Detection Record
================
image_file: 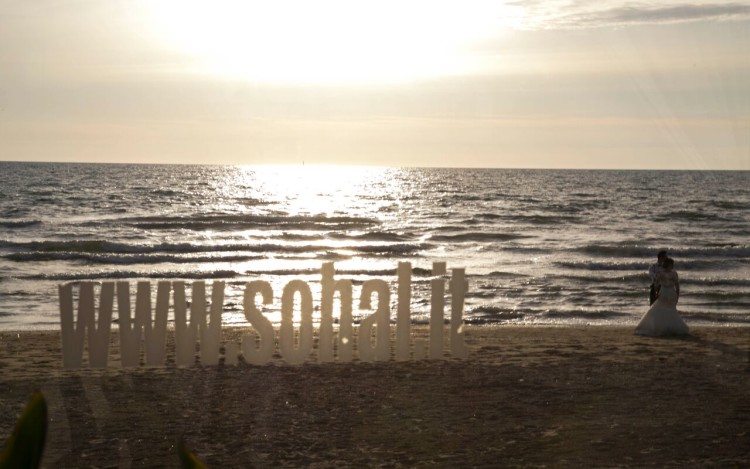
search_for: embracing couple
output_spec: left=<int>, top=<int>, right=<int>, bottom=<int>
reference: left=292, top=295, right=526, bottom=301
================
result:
left=635, top=250, right=689, bottom=337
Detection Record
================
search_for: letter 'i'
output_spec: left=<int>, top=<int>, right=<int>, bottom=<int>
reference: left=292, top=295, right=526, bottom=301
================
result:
left=430, top=262, right=446, bottom=359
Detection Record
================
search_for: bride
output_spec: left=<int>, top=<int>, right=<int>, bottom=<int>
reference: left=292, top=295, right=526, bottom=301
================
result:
left=635, top=258, right=689, bottom=337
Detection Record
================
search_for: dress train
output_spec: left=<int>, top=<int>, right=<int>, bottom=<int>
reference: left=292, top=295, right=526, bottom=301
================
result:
left=635, top=286, right=689, bottom=337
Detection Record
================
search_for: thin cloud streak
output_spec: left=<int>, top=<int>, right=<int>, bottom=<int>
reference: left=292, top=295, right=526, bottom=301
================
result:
left=509, top=1, right=750, bottom=30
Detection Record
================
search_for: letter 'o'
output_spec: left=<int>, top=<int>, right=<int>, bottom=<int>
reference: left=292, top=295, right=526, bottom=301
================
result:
left=279, top=280, right=314, bottom=365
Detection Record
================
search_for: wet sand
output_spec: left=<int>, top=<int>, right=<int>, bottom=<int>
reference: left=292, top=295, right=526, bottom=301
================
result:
left=1, top=326, right=748, bottom=467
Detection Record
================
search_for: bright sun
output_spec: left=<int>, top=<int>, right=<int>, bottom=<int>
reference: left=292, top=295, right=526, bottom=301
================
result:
left=142, top=0, right=512, bottom=84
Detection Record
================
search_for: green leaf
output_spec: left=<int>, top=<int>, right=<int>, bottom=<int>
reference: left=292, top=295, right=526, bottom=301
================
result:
left=177, top=437, right=208, bottom=469
left=0, top=392, right=48, bottom=469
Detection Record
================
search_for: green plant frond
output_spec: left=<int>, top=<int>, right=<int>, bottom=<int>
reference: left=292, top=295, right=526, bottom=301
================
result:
left=177, top=437, right=208, bottom=469
left=0, top=391, right=48, bottom=469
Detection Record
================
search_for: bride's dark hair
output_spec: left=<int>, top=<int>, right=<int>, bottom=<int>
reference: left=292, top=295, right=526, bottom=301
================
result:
left=664, top=258, right=674, bottom=269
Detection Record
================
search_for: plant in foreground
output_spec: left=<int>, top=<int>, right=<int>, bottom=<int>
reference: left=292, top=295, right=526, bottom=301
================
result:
left=1, top=392, right=208, bottom=468
left=0, top=391, right=47, bottom=469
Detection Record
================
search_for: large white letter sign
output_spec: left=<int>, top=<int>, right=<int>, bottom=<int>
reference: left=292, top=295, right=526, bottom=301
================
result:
left=173, top=281, right=196, bottom=367
left=174, top=281, right=224, bottom=366
left=117, top=281, right=170, bottom=367
left=319, top=262, right=336, bottom=363
left=358, top=279, right=391, bottom=362
left=242, top=280, right=275, bottom=365
left=191, top=281, right=225, bottom=366
left=280, top=280, right=314, bottom=365
left=115, top=281, right=138, bottom=367
left=430, top=262, right=446, bottom=359
left=59, top=262, right=471, bottom=368
left=321, top=262, right=355, bottom=363
left=395, top=262, right=412, bottom=361
left=449, top=268, right=469, bottom=359
left=59, top=282, right=114, bottom=368
left=144, top=281, right=170, bottom=366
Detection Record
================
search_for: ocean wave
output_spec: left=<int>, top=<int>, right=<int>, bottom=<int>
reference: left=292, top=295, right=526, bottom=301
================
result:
left=2, top=290, right=36, bottom=297
left=2, top=240, right=122, bottom=253
left=28, top=269, right=241, bottom=281
left=353, top=243, right=426, bottom=255
left=555, top=259, right=729, bottom=271
left=575, top=244, right=750, bottom=258
left=276, top=232, right=325, bottom=241
left=680, top=312, right=750, bottom=323
left=687, top=290, right=750, bottom=301
left=0, top=207, right=30, bottom=218
left=121, top=214, right=380, bottom=231
left=1, top=239, right=427, bottom=256
left=469, top=305, right=526, bottom=320
left=150, top=188, right=185, bottom=197
left=685, top=300, right=750, bottom=309
left=239, top=267, right=435, bottom=277
left=465, top=305, right=632, bottom=322
left=654, top=210, right=733, bottom=222
left=540, top=309, right=630, bottom=319
left=552, top=273, right=647, bottom=284
left=473, top=213, right=503, bottom=220
left=429, top=232, right=531, bottom=242
left=233, top=197, right=268, bottom=206
left=486, top=271, right=532, bottom=278
left=502, top=214, right=580, bottom=225
left=680, top=277, right=750, bottom=288
left=0, top=220, right=42, bottom=229
left=5, top=252, right=264, bottom=264
left=329, top=231, right=413, bottom=242
left=710, top=200, right=750, bottom=210
left=36, top=267, right=408, bottom=284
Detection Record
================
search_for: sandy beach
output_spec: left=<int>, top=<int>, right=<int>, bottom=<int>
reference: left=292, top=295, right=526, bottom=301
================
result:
left=1, top=326, right=748, bottom=468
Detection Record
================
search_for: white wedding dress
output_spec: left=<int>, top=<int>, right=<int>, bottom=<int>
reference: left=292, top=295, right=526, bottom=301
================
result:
left=635, top=272, right=689, bottom=337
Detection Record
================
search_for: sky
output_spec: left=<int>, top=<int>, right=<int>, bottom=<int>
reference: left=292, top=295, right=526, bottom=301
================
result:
left=0, top=0, right=748, bottom=169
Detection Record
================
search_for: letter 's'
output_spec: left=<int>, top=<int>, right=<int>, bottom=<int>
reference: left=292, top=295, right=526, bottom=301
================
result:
left=242, top=280, right=275, bottom=365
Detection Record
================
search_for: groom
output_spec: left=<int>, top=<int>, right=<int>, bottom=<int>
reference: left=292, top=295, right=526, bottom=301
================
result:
left=648, top=250, right=668, bottom=305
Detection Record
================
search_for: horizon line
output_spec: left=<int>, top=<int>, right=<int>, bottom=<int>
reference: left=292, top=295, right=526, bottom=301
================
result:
left=1, top=159, right=748, bottom=172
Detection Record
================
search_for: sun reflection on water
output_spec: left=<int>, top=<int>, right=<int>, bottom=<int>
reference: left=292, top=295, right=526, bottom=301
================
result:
left=235, top=165, right=397, bottom=217
left=204, top=165, right=415, bottom=327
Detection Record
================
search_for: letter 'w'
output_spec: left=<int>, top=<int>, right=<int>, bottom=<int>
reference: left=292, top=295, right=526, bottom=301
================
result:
left=117, top=281, right=170, bottom=367
left=59, top=282, right=114, bottom=368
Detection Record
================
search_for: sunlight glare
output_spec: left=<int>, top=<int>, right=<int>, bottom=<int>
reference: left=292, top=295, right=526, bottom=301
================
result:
left=243, top=165, right=388, bottom=216
left=142, top=0, right=511, bottom=84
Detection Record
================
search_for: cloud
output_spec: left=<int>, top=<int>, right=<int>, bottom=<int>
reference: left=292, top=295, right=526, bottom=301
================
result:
left=509, top=1, right=750, bottom=30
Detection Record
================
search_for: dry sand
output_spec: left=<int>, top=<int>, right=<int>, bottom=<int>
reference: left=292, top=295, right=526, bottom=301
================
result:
left=1, top=326, right=748, bottom=468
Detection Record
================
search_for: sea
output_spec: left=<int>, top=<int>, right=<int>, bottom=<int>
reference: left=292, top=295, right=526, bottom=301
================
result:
left=1, top=162, right=749, bottom=330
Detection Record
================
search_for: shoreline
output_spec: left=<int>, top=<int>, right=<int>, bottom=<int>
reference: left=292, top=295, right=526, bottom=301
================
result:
left=1, top=326, right=748, bottom=467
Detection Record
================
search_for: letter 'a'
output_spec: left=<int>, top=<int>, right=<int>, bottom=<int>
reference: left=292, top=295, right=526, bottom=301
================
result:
left=358, top=279, right=390, bottom=362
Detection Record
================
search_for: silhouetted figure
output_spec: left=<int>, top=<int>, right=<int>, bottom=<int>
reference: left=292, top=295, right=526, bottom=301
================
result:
left=648, top=250, right=667, bottom=305
left=636, top=258, right=688, bottom=336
